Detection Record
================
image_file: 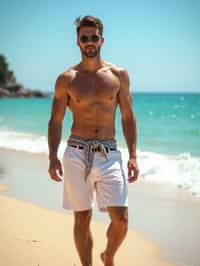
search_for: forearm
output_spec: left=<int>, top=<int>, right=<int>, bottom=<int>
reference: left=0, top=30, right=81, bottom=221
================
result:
left=122, top=113, right=137, bottom=159
left=48, top=119, right=62, bottom=160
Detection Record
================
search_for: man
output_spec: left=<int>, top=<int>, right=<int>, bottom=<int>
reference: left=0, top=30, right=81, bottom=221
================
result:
left=48, top=15, right=139, bottom=266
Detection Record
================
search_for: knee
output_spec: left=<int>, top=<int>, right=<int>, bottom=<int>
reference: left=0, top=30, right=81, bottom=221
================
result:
left=113, top=213, right=128, bottom=233
left=74, top=210, right=92, bottom=231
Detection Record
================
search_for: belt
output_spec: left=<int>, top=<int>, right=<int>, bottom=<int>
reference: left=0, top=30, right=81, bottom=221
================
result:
left=69, top=144, right=116, bottom=153
left=67, top=135, right=117, bottom=181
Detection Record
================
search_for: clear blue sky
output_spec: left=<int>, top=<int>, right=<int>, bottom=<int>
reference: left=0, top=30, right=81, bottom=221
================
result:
left=1, top=0, right=200, bottom=92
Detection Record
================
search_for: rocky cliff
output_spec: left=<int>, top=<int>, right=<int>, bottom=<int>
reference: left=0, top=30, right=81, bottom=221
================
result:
left=0, top=54, right=51, bottom=98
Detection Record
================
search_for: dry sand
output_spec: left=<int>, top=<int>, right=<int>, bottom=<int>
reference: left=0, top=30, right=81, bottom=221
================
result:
left=0, top=183, right=175, bottom=266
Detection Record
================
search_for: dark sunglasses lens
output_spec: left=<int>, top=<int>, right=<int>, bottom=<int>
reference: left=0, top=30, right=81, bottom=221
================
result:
left=91, top=35, right=100, bottom=42
left=80, top=35, right=88, bottom=43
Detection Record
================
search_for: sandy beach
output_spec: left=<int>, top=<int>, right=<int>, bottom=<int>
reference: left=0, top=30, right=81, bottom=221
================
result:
left=0, top=148, right=200, bottom=266
left=0, top=182, right=176, bottom=266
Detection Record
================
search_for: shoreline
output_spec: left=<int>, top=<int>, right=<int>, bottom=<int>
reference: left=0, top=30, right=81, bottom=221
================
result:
left=1, top=147, right=200, bottom=265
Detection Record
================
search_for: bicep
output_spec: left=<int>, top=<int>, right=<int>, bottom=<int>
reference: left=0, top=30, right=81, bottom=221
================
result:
left=50, top=75, right=70, bottom=124
left=117, top=70, right=133, bottom=120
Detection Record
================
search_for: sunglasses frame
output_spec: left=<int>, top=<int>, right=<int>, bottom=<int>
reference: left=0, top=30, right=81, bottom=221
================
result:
left=79, top=34, right=101, bottom=43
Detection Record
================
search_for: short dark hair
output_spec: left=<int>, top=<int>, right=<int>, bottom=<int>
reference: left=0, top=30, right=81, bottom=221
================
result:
left=74, top=15, right=104, bottom=36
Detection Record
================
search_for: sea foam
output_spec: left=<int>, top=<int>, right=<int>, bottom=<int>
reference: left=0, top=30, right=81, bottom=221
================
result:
left=0, top=130, right=200, bottom=197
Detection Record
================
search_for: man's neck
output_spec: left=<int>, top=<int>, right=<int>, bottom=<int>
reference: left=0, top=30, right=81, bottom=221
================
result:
left=80, top=55, right=104, bottom=72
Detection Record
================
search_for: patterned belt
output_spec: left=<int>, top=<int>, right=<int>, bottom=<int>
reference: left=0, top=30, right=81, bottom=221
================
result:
left=67, top=134, right=117, bottom=181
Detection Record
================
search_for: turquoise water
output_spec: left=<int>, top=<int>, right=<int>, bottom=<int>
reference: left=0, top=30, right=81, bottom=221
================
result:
left=0, top=92, right=200, bottom=156
left=1, top=93, right=200, bottom=196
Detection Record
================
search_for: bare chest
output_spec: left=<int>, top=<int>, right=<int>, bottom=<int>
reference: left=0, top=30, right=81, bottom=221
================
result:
left=68, top=70, right=120, bottom=104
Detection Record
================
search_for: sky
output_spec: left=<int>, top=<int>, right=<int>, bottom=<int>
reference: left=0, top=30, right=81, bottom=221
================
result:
left=1, top=0, right=200, bottom=92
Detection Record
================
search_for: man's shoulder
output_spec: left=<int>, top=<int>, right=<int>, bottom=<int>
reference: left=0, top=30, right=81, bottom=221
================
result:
left=104, top=61, right=128, bottom=78
left=55, top=65, right=78, bottom=89
left=60, top=66, right=77, bottom=80
left=103, top=61, right=129, bottom=85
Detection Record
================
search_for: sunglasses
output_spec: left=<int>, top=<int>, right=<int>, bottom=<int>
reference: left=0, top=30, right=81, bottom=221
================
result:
left=79, top=34, right=100, bottom=43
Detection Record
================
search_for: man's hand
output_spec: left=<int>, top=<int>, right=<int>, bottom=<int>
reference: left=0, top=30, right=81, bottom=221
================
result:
left=127, top=158, right=139, bottom=183
left=48, top=158, right=63, bottom=182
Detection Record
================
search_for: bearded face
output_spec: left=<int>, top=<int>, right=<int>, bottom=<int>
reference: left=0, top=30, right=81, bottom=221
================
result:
left=80, top=44, right=101, bottom=58
left=77, top=26, right=104, bottom=58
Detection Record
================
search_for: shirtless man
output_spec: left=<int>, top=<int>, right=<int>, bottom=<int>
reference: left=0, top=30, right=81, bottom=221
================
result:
left=48, top=16, right=139, bottom=266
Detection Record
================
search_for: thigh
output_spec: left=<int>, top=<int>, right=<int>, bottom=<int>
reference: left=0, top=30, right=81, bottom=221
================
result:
left=62, top=146, right=94, bottom=211
left=95, top=150, right=128, bottom=211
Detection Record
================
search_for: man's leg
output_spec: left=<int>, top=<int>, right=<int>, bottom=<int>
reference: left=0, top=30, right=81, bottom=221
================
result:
left=74, top=209, right=93, bottom=266
left=101, top=207, right=128, bottom=266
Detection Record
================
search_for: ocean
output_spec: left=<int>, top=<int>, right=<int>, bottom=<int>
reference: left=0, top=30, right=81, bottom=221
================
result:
left=0, top=92, right=200, bottom=197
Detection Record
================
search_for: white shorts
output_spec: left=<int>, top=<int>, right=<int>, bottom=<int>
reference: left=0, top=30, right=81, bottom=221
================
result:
left=62, top=146, right=128, bottom=212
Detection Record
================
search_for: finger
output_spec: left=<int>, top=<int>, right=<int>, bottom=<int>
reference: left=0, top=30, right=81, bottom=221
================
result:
left=52, top=173, right=62, bottom=182
left=128, top=176, right=137, bottom=183
left=58, top=164, right=63, bottom=176
left=55, top=176, right=62, bottom=182
left=128, top=166, right=132, bottom=177
left=128, top=170, right=138, bottom=183
left=128, top=177, right=134, bottom=183
left=128, top=172, right=134, bottom=181
left=128, top=170, right=132, bottom=178
left=131, top=165, right=139, bottom=175
left=48, top=168, right=55, bottom=177
left=49, top=169, right=62, bottom=182
left=134, top=168, right=139, bottom=179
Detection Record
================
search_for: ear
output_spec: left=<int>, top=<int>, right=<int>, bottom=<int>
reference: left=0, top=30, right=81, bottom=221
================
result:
left=77, top=37, right=80, bottom=47
left=101, top=37, right=104, bottom=45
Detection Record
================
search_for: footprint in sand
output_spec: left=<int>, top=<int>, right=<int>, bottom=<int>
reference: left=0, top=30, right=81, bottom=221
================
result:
left=15, top=237, right=40, bottom=243
left=15, top=238, right=40, bottom=244
left=25, top=239, right=40, bottom=244
left=31, top=239, right=40, bottom=243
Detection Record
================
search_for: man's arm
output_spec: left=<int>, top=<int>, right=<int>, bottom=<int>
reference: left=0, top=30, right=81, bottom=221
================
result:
left=48, top=73, right=70, bottom=181
left=117, top=69, right=139, bottom=182
left=118, top=69, right=137, bottom=159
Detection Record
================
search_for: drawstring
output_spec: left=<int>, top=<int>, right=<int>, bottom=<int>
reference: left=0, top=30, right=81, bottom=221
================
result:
left=67, top=135, right=117, bottom=181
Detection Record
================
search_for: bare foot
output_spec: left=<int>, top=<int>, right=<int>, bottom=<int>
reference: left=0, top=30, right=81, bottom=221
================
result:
left=100, top=252, right=114, bottom=266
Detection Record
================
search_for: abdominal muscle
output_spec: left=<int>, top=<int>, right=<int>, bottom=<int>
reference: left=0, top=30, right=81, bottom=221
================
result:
left=70, top=103, right=117, bottom=140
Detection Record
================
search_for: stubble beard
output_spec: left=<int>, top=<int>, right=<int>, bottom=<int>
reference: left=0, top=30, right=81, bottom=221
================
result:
left=81, top=46, right=101, bottom=58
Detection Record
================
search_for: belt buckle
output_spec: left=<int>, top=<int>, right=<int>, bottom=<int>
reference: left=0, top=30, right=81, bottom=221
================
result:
left=93, top=143, right=99, bottom=149
left=92, top=144, right=98, bottom=152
